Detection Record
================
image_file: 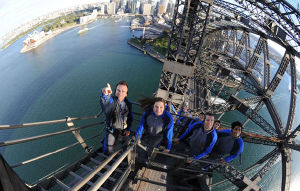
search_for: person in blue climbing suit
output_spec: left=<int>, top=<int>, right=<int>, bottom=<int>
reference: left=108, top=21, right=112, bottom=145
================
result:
left=176, top=103, right=192, bottom=126
left=100, top=81, right=133, bottom=154
left=174, top=103, right=192, bottom=138
left=187, top=112, right=205, bottom=128
left=173, top=113, right=217, bottom=162
left=213, top=120, right=221, bottom=130
left=165, top=101, right=177, bottom=115
left=208, top=121, right=244, bottom=163
left=135, top=97, right=174, bottom=154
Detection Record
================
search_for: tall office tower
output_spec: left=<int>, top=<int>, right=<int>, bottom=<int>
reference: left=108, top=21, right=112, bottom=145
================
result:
left=100, top=4, right=105, bottom=14
left=168, top=1, right=175, bottom=17
left=136, top=0, right=141, bottom=14
left=108, top=2, right=116, bottom=15
left=111, top=0, right=120, bottom=9
left=160, top=0, right=168, bottom=13
left=131, top=0, right=137, bottom=14
left=120, top=0, right=127, bottom=8
left=142, top=3, right=152, bottom=15
left=157, top=5, right=165, bottom=16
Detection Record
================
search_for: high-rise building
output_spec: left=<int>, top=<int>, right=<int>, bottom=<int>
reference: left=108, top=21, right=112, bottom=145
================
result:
left=131, top=0, right=137, bottom=14
left=108, top=2, right=116, bottom=15
left=136, top=0, right=141, bottom=14
left=158, top=5, right=165, bottom=16
left=142, top=3, right=152, bottom=16
left=100, top=4, right=105, bottom=14
left=160, top=0, right=169, bottom=13
left=120, top=0, right=127, bottom=9
left=168, top=2, right=175, bottom=17
left=111, top=0, right=120, bottom=10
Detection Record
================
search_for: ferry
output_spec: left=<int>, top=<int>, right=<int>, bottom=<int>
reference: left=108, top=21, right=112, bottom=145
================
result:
left=78, top=28, right=88, bottom=34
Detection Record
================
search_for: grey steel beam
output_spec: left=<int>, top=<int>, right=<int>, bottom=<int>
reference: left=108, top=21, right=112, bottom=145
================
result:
left=167, top=0, right=189, bottom=62
left=235, top=0, right=300, bottom=49
left=216, top=164, right=260, bottom=190
left=244, top=96, right=263, bottom=105
left=246, top=37, right=265, bottom=72
left=263, top=39, right=271, bottom=89
left=265, top=52, right=291, bottom=96
left=250, top=149, right=281, bottom=182
left=284, top=53, right=297, bottom=136
left=286, top=124, right=300, bottom=140
left=286, top=143, right=300, bottom=152
left=242, top=136, right=278, bottom=146
left=264, top=98, right=284, bottom=136
left=280, top=148, right=292, bottom=191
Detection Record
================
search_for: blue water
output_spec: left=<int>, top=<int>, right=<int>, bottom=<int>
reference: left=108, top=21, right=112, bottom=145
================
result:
left=0, top=18, right=162, bottom=183
left=0, top=17, right=299, bottom=190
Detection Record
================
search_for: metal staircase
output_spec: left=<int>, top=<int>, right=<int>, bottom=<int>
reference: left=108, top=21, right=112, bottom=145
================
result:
left=32, top=145, right=135, bottom=191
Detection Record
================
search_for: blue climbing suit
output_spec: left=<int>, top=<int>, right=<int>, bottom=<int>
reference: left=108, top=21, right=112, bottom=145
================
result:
left=100, top=93, right=133, bottom=153
left=211, top=129, right=244, bottom=162
left=178, top=122, right=217, bottom=160
left=135, top=109, right=174, bottom=150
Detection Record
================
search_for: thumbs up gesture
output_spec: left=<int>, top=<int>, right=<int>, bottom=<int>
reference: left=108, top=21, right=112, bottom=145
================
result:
left=102, top=83, right=112, bottom=95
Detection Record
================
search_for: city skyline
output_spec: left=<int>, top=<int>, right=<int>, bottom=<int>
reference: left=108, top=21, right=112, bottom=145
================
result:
left=0, top=0, right=109, bottom=39
left=0, top=0, right=299, bottom=70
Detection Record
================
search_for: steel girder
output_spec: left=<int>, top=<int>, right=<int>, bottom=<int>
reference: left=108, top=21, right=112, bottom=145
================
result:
left=287, top=124, right=300, bottom=140
left=235, top=0, right=300, bottom=50
left=215, top=164, right=261, bottom=190
left=250, top=149, right=281, bottom=182
left=167, top=0, right=212, bottom=65
left=281, top=148, right=292, bottom=191
left=284, top=53, right=297, bottom=136
left=286, top=143, right=300, bottom=152
left=197, top=19, right=298, bottom=191
left=163, top=0, right=300, bottom=190
left=202, top=26, right=299, bottom=137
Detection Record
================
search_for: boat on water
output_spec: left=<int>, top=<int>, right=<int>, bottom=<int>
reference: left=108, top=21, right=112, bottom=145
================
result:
left=78, top=27, right=88, bottom=34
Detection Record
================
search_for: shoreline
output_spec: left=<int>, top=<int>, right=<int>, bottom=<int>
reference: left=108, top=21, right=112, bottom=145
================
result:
left=127, top=40, right=165, bottom=63
left=20, top=24, right=81, bottom=53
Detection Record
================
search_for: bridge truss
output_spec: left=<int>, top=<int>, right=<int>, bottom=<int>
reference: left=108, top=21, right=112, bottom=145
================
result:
left=158, top=0, right=300, bottom=190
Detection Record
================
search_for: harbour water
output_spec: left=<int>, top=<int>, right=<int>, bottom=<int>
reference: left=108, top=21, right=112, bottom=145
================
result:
left=0, top=18, right=299, bottom=190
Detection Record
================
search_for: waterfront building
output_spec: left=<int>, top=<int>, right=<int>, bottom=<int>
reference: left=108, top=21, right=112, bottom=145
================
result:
left=142, top=3, right=152, bottom=16
left=108, top=2, right=116, bottom=15
left=120, top=0, right=127, bottom=9
left=111, top=0, right=121, bottom=10
left=131, top=0, right=137, bottom=14
left=136, top=0, right=141, bottom=14
left=168, top=2, right=175, bottom=17
left=158, top=5, right=165, bottom=16
left=160, top=0, right=168, bottom=13
left=99, top=4, right=105, bottom=14
left=79, top=9, right=98, bottom=25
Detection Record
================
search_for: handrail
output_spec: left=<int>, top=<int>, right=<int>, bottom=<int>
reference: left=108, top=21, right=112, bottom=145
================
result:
left=71, top=149, right=122, bottom=190
left=11, top=131, right=104, bottom=168
left=0, top=115, right=99, bottom=130
left=89, top=145, right=134, bottom=191
left=0, top=121, right=104, bottom=147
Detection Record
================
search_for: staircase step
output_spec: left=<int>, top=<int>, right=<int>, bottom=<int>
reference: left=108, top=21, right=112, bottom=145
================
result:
left=96, top=172, right=116, bottom=182
left=54, top=177, right=70, bottom=190
left=69, top=171, right=93, bottom=186
left=98, top=187, right=110, bottom=191
left=90, top=157, right=102, bottom=165
left=96, top=152, right=109, bottom=159
left=80, top=164, right=93, bottom=172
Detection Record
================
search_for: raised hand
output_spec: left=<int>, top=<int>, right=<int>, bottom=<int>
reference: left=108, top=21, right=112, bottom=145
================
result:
left=102, top=83, right=112, bottom=95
